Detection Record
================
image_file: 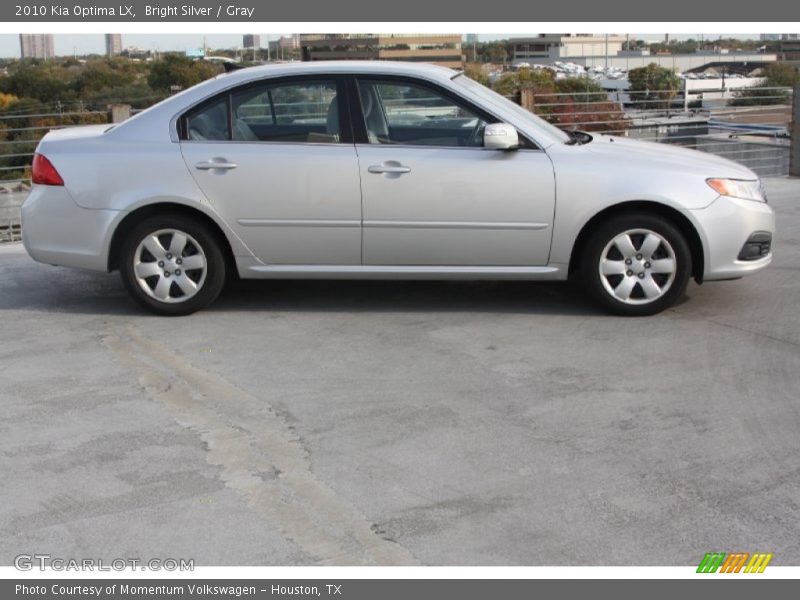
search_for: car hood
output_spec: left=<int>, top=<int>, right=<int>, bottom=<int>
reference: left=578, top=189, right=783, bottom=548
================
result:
left=583, top=134, right=758, bottom=180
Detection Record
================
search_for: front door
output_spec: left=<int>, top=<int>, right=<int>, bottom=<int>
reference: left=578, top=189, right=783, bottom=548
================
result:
left=354, top=77, right=556, bottom=266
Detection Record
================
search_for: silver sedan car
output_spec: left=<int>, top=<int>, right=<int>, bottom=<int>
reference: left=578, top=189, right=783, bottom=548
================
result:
left=22, top=61, right=774, bottom=316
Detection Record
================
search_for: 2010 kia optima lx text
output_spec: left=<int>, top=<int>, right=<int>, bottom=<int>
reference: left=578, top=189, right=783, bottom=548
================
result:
left=22, top=62, right=775, bottom=316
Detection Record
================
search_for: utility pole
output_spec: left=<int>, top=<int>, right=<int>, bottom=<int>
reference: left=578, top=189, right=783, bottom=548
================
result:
left=790, top=85, right=799, bottom=177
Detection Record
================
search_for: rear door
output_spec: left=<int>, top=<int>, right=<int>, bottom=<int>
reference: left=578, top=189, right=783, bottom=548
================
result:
left=179, top=76, right=362, bottom=265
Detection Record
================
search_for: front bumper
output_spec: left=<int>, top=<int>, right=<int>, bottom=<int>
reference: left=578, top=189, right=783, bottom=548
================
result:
left=22, top=185, right=119, bottom=272
left=688, top=195, right=775, bottom=281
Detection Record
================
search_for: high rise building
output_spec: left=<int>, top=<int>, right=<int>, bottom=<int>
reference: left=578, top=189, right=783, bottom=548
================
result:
left=243, top=34, right=261, bottom=49
left=19, top=34, right=55, bottom=59
left=105, top=34, right=122, bottom=56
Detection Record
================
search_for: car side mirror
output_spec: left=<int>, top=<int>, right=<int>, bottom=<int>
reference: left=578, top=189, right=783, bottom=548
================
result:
left=484, top=123, right=520, bottom=151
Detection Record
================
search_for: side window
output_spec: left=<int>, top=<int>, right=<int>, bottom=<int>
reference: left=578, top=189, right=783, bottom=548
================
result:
left=231, top=80, right=341, bottom=143
left=357, top=79, right=489, bottom=147
left=186, top=97, right=230, bottom=141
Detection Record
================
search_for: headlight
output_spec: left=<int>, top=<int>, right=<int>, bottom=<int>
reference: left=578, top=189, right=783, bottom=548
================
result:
left=706, top=178, right=765, bottom=202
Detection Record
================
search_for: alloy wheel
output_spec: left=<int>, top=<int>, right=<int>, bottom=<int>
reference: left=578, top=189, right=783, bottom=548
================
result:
left=133, top=229, right=208, bottom=304
left=598, top=228, right=677, bottom=305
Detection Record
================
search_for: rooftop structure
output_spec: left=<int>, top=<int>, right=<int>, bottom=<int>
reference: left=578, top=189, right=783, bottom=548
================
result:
left=510, top=34, right=628, bottom=61
left=299, top=34, right=463, bottom=68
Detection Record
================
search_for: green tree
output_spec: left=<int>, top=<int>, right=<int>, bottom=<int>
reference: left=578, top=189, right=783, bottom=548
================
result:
left=463, top=63, right=489, bottom=86
left=627, top=63, right=681, bottom=109
left=473, top=41, right=511, bottom=64
left=553, top=77, right=607, bottom=101
left=72, top=58, right=142, bottom=94
left=0, top=60, right=73, bottom=104
left=730, top=62, right=799, bottom=106
left=147, top=54, right=221, bottom=91
left=492, top=67, right=554, bottom=98
left=761, top=62, right=800, bottom=87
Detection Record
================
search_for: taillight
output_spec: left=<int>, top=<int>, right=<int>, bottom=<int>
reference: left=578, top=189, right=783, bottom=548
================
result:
left=32, top=153, right=64, bottom=186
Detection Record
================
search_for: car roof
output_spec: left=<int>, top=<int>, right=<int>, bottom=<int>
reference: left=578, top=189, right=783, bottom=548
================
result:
left=215, top=60, right=459, bottom=85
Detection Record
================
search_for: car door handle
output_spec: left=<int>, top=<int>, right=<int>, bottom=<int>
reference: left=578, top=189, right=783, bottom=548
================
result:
left=368, top=164, right=411, bottom=174
left=195, top=160, right=238, bottom=171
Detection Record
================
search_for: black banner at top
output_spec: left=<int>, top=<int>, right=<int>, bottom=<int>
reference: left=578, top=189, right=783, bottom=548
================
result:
left=2, top=0, right=800, bottom=22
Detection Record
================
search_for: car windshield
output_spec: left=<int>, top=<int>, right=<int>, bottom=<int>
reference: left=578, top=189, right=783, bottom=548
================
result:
left=451, top=73, right=571, bottom=145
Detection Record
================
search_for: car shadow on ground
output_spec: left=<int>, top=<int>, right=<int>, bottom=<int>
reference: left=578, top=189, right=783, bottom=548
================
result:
left=0, top=263, right=610, bottom=317
left=213, top=278, right=601, bottom=317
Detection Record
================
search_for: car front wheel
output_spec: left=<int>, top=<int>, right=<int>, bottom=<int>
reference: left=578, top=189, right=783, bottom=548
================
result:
left=581, top=213, right=692, bottom=316
left=119, top=214, right=226, bottom=315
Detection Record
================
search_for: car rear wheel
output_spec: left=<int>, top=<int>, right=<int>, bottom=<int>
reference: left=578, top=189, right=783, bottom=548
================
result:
left=119, top=215, right=226, bottom=315
left=580, top=213, right=692, bottom=316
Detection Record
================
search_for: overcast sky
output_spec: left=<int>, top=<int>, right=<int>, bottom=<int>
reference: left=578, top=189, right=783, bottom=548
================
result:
left=0, top=33, right=767, bottom=58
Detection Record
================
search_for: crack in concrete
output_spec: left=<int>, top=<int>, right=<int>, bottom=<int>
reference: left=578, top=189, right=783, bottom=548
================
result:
left=102, top=324, right=417, bottom=566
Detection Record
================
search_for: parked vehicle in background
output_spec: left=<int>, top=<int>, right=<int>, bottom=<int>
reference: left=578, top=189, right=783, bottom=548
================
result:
left=22, top=62, right=774, bottom=316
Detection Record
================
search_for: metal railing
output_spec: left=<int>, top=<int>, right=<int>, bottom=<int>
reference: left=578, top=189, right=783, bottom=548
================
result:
left=0, top=86, right=797, bottom=243
left=513, top=85, right=794, bottom=178
left=0, top=101, right=115, bottom=242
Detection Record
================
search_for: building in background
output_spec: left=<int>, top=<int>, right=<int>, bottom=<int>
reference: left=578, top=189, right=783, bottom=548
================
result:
left=19, top=34, right=55, bottom=59
left=761, top=34, right=799, bottom=43
left=778, top=37, right=800, bottom=62
left=105, top=34, right=122, bottom=57
left=243, top=34, right=261, bottom=50
left=465, top=34, right=478, bottom=45
left=299, top=34, right=463, bottom=68
left=507, top=33, right=776, bottom=71
left=511, top=34, right=627, bottom=62
left=268, top=35, right=300, bottom=60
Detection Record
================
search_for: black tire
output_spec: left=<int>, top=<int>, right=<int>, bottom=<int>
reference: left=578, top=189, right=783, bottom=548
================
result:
left=580, top=213, right=692, bottom=316
left=119, top=214, right=226, bottom=316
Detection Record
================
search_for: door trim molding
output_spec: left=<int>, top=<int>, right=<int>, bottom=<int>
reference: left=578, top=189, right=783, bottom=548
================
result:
left=237, top=218, right=361, bottom=228
left=364, top=220, right=549, bottom=230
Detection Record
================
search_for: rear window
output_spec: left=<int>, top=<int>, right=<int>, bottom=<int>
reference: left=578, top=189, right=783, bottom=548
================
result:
left=185, top=97, right=230, bottom=141
left=181, top=79, right=342, bottom=144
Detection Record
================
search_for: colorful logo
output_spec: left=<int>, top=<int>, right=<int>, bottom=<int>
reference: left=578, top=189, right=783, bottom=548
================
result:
left=697, top=552, right=773, bottom=573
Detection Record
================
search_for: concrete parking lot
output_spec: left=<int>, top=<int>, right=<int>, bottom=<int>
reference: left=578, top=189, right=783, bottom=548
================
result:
left=1, top=177, right=798, bottom=566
